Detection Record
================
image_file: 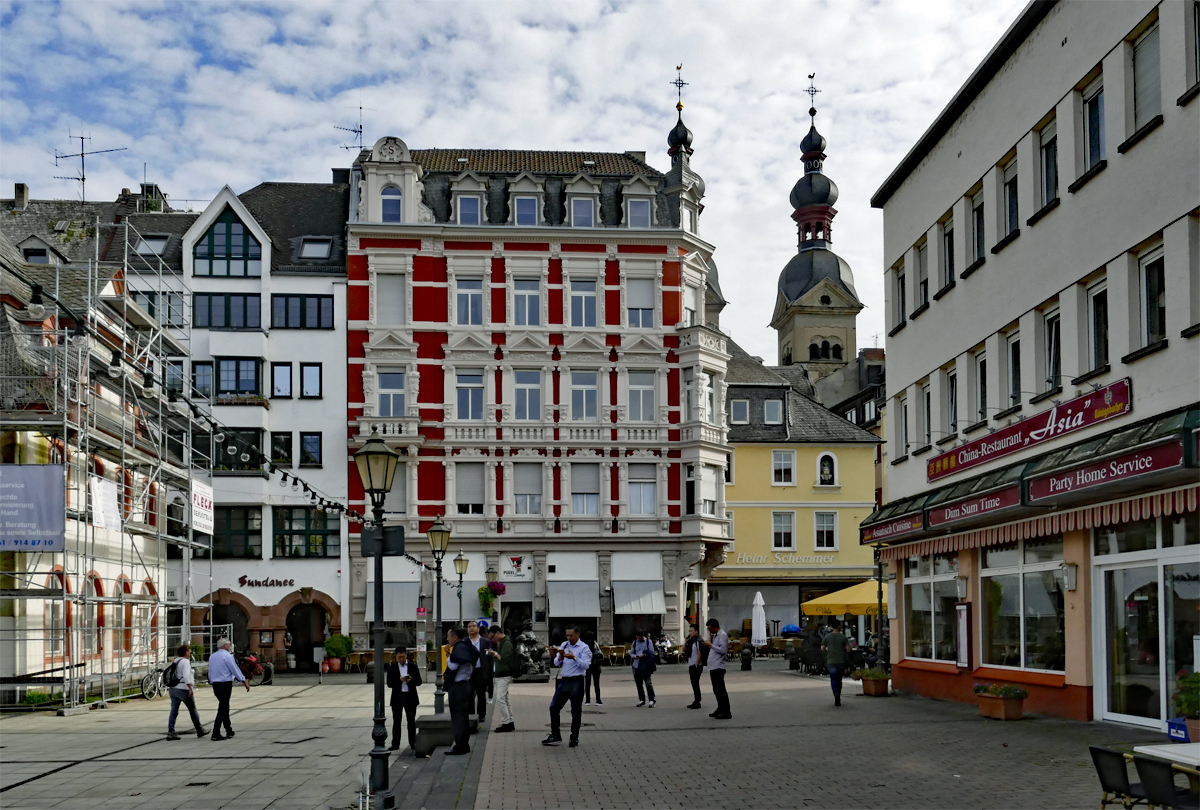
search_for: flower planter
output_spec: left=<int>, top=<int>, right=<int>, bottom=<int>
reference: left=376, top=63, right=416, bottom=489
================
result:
left=978, top=694, right=1024, bottom=720
left=862, top=677, right=890, bottom=697
left=328, top=657, right=342, bottom=673
left=1188, top=717, right=1199, bottom=743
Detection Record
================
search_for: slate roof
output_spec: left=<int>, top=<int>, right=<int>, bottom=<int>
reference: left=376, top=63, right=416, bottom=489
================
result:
left=725, top=338, right=788, bottom=386
left=770, top=364, right=817, bottom=398
left=778, top=247, right=859, bottom=305
left=0, top=198, right=120, bottom=265
left=240, top=182, right=349, bottom=274
left=410, top=149, right=664, bottom=177
left=116, top=212, right=199, bottom=273
left=0, top=231, right=114, bottom=315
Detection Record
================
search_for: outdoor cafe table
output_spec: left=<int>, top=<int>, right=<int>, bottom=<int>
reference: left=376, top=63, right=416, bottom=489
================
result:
left=1133, top=743, right=1200, bottom=791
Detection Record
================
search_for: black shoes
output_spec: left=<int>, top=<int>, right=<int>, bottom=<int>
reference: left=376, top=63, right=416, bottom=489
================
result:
left=388, top=743, right=400, bottom=751
left=444, top=747, right=470, bottom=756
left=708, top=710, right=719, bottom=717
left=713, top=712, right=732, bottom=720
left=834, top=695, right=842, bottom=706
left=493, top=723, right=515, bottom=733
left=196, top=727, right=207, bottom=738
left=541, top=734, right=562, bottom=746
left=211, top=733, right=227, bottom=741
left=166, top=731, right=181, bottom=741
left=568, top=739, right=579, bottom=748
left=595, top=700, right=603, bottom=705
left=687, top=702, right=702, bottom=710
left=225, top=729, right=236, bottom=738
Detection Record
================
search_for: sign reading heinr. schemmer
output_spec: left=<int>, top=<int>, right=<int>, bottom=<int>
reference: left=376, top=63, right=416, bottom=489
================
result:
left=926, top=378, right=1132, bottom=482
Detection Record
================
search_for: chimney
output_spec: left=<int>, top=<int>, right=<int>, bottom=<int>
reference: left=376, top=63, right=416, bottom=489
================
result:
left=331, top=168, right=350, bottom=184
left=14, top=183, right=29, bottom=210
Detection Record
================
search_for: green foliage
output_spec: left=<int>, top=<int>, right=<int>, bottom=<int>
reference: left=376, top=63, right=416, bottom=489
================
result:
left=478, top=585, right=494, bottom=615
left=190, top=642, right=205, bottom=660
left=1173, top=671, right=1200, bottom=718
left=854, top=667, right=890, bottom=680
left=22, top=691, right=51, bottom=705
left=323, top=633, right=353, bottom=659
left=974, top=682, right=1029, bottom=700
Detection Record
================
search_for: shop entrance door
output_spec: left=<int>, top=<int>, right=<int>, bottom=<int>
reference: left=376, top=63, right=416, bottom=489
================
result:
left=501, top=602, right=532, bottom=638
left=286, top=604, right=327, bottom=673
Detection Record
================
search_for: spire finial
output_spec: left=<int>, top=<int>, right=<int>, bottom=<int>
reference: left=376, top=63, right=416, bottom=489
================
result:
left=805, top=73, right=820, bottom=123
left=671, top=64, right=688, bottom=111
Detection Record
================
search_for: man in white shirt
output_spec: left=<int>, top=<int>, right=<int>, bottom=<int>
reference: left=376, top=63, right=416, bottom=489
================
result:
left=466, top=621, right=492, bottom=725
left=387, top=647, right=423, bottom=751
left=542, top=625, right=591, bottom=748
left=706, top=618, right=731, bottom=719
left=166, top=644, right=206, bottom=740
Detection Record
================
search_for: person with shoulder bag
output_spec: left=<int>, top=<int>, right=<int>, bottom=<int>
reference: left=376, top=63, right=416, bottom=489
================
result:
left=165, top=644, right=206, bottom=741
left=630, top=629, right=657, bottom=708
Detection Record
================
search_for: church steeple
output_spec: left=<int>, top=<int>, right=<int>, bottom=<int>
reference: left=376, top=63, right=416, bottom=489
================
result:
left=789, top=77, right=839, bottom=250
left=664, top=65, right=704, bottom=231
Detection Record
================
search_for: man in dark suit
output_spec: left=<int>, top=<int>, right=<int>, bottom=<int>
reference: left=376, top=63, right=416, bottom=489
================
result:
left=466, top=620, right=492, bottom=725
left=386, top=647, right=422, bottom=751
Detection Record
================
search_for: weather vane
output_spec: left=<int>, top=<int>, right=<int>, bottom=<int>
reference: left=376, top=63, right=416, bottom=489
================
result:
left=806, top=73, right=820, bottom=121
left=671, top=64, right=688, bottom=110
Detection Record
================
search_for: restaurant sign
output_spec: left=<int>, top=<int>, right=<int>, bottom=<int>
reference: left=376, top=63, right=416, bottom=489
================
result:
left=861, top=512, right=924, bottom=544
left=927, top=378, right=1132, bottom=482
left=926, top=485, right=1023, bottom=528
left=1027, top=440, right=1185, bottom=502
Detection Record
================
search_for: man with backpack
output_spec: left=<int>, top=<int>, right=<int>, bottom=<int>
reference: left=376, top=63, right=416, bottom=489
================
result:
left=165, top=644, right=206, bottom=741
left=486, top=625, right=517, bottom=733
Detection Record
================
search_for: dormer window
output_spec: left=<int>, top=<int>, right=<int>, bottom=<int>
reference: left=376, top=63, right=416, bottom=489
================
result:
left=23, top=248, right=49, bottom=264
left=457, top=196, right=482, bottom=226
left=299, top=238, right=332, bottom=260
left=134, top=236, right=169, bottom=256
left=570, top=198, right=594, bottom=228
left=627, top=199, right=651, bottom=228
left=194, top=208, right=261, bottom=277
left=514, top=197, right=538, bottom=226
left=381, top=188, right=402, bottom=223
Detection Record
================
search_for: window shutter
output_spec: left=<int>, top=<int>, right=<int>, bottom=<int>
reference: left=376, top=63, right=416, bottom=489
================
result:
left=1133, top=26, right=1161, bottom=127
left=628, top=463, right=656, bottom=481
left=572, top=463, right=599, bottom=494
left=383, top=469, right=407, bottom=514
left=514, top=464, right=541, bottom=495
left=377, top=275, right=406, bottom=325
left=701, top=466, right=718, bottom=502
left=627, top=279, right=654, bottom=308
left=456, top=463, right=485, bottom=504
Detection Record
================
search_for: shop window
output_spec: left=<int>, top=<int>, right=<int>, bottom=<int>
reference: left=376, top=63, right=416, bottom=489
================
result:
left=904, top=553, right=959, bottom=662
left=273, top=507, right=339, bottom=557
left=1096, top=516, right=1199, bottom=554
left=201, top=506, right=262, bottom=559
left=980, top=538, right=1065, bottom=671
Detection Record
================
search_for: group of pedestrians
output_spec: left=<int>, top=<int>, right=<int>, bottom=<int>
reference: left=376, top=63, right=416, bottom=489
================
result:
left=163, top=637, right=249, bottom=742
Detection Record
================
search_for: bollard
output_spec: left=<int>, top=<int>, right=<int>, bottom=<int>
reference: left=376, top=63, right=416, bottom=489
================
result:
left=740, top=644, right=753, bottom=671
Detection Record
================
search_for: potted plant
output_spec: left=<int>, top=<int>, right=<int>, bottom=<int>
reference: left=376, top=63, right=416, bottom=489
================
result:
left=324, top=634, right=353, bottom=673
left=974, top=682, right=1029, bottom=720
left=1172, top=671, right=1199, bottom=742
left=854, top=667, right=891, bottom=697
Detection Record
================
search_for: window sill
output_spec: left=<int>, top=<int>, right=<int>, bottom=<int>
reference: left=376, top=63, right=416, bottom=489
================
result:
left=896, top=659, right=962, bottom=675
left=909, top=302, right=930, bottom=321
left=990, top=229, right=1020, bottom=255
left=1071, top=364, right=1110, bottom=385
left=971, top=665, right=1065, bottom=688
left=299, top=464, right=324, bottom=469
left=911, top=444, right=933, bottom=457
left=1117, top=114, right=1164, bottom=154
left=932, top=280, right=956, bottom=301
left=889, top=454, right=909, bottom=467
left=962, top=419, right=989, bottom=435
left=936, top=433, right=959, bottom=447
left=960, top=256, right=985, bottom=279
left=1182, top=323, right=1200, bottom=339
left=1029, top=386, right=1062, bottom=406
left=1067, top=159, right=1107, bottom=193
left=887, top=321, right=907, bottom=338
left=1121, top=338, right=1168, bottom=364
left=1025, top=197, right=1060, bottom=227
left=813, top=484, right=842, bottom=492
left=213, top=470, right=268, bottom=478
left=1179, top=80, right=1200, bottom=107
left=993, top=403, right=1023, bottom=420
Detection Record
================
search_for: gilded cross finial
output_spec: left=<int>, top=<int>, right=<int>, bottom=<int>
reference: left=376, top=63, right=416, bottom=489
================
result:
left=806, top=73, right=820, bottom=121
left=671, top=64, right=688, bottom=111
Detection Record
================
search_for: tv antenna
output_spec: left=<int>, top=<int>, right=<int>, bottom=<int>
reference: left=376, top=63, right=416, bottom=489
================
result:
left=336, top=100, right=376, bottom=151
left=54, top=131, right=127, bottom=204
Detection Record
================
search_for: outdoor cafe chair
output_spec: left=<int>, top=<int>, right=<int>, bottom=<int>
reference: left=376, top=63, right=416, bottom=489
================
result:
left=1132, top=755, right=1198, bottom=809
left=1089, top=746, right=1147, bottom=809
left=771, top=638, right=786, bottom=658
left=347, top=652, right=363, bottom=673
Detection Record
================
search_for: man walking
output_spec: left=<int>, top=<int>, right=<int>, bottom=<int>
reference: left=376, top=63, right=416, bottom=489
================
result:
left=387, top=647, right=422, bottom=751
left=208, top=638, right=249, bottom=741
left=630, top=629, right=656, bottom=708
left=165, top=644, right=206, bottom=740
left=444, top=627, right=477, bottom=755
left=542, top=625, right=591, bottom=748
left=486, top=625, right=516, bottom=733
left=683, top=624, right=705, bottom=710
left=706, top=618, right=731, bottom=719
left=466, top=621, right=492, bottom=726
left=822, top=618, right=850, bottom=706
left=583, top=631, right=602, bottom=706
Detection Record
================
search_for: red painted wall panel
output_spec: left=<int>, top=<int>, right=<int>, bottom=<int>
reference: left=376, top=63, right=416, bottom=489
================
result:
left=360, top=238, right=422, bottom=250
left=548, top=287, right=563, bottom=325
left=444, top=241, right=492, bottom=251
left=560, top=243, right=605, bottom=253
left=605, top=289, right=621, bottom=325
left=668, top=463, right=680, bottom=501
left=346, top=329, right=368, bottom=358
left=413, top=332, right=448, bottom=359
left=491, top=287, right=507, bottom=323
left=491, top=257, right=506, bottom=283
left=661, top=261, right=681, bottom=287
left=662, top=290, right=681, bottom=326
left=413, top=256, right=448, bottom=283
left=667, top=368, right=680, bottom=406
left=347, top=254, right=369, bottom=280
left=347, top=364, right=364, bottom=403
left=504, top=242, right=550, bottom=252
left=348, top=285, right=370, bottom=321
left=548, top=259, right=563, bottom=285
left=413, top=286, right=447, bottom=322
left=418, top=461, right=446, bottom=502
left=617, top=244, right=668, bottom=254
left=417, top=365, right=444, bottom=404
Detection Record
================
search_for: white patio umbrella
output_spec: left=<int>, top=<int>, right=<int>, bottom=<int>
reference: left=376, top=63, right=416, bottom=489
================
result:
left=751, top=591, right=768, bottom=647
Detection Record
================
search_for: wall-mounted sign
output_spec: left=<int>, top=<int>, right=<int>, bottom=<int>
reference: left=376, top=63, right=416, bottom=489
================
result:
left=501, top=554, right=533, bottom=581
left=927, top=378, right=1132, bottom=482
left=1027, top=440, right=1185, bottom=502
left=860, top=513, right=924, bottom=544
left=926, top=485, right=1022, bottom=528
left=191, top=480, right=214, bottom=535
left=729, top=553, right=837, bottom=565
left=0, top=465, right=65, bottom=551
left=90, top=477, right=121, bottom=532
left=238, top=575, right=296, bottom=588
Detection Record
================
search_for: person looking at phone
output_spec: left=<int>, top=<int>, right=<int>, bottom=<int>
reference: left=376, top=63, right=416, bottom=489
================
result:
left=542, top=625, right=591, bottom=748
left=387, top=647, right=422, bottom=752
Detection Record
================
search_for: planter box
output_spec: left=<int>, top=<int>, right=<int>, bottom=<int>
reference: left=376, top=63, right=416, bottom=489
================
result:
left=862, top=678, right=890, bottom=697
left=978, top=694, right=1024, bottom=720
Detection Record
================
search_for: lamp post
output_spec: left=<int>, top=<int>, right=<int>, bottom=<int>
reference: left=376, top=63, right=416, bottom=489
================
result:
left=426, top=516, right=450, bottom=714
left=353, top=429, right=400, bottom=810
left=454, top=550, right=469, bottom=627
left=485, top=566, right=498, bottom=625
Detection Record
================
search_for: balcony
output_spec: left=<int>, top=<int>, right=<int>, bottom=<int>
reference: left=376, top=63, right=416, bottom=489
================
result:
left=353, top=414, right=423, bottom=446
left=678, top=422, right=727, bottom=446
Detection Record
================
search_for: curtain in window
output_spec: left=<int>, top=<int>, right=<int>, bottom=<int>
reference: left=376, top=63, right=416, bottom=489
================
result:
left=376, top=275, right=406, bottom=325
left=627, top=279, right=654, bottom=309
left=1133, top=26, right=1161, bottom=128
left=456, top=463, right=485, bottom=513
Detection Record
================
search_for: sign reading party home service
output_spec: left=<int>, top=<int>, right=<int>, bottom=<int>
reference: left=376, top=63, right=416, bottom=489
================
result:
left=0, top=465, right=65, bottom=551
left=927, top=378, right=1132, bottom=482
left=1027, top=440, right=1185, bottom=502
left=926, top=485, right=1022, bottom=528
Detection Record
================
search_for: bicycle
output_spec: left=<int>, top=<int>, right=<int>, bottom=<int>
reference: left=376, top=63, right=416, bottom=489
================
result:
left=238, top=652, right=266, bottom=687
left=140, top=667, right=166, bottom=700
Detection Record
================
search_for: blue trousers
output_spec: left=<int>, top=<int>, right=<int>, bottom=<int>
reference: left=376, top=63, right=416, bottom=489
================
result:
left=168, top=686, right=203, bottom=733
left=549, top=676, right=584, bottom=741
left=828, top=664, right=845, bottom=696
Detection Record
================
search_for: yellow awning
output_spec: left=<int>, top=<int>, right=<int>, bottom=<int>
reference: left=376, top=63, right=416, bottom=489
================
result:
left=801, top=580, right=887, bottom=616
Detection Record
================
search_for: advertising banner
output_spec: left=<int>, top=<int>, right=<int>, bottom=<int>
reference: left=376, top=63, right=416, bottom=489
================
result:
left=1027, top=440, right=1185, bottom=502
left=0, top=465, right=65, bottom=551
left=500, top=553, right=533, bottom=581
left=90, top=477, right=121, bottom=532
left=860, top=512, right=924, bottom=544
left=926, top=485, right=1023, bottom=528
left=191, top=480, right=214, bottom=535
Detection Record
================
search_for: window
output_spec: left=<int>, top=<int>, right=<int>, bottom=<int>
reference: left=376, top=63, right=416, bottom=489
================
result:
left=628, top=371, right=655, bottom=422
left=940, top=220, right=954, bottom=287
left=815, top=512, right=837, bottom=550
left=981, top=538, right=1066, bottom=671
left=82, top=575, right=100, bottom=654
left=1039, top=121, right=1058, bottom=205
left=456, top=279, right=484, bottom=325
left=895, top=266, right=907, bottom=323
left=455, top=463, right=485, bottom=515
left=628, top=463, right=656, bottom=516
left=193, top=209, right=261, bottom=277
left=730, top=399, right=749, bottom=425
left=457, top=196, right=481, bottom=226
left=772, top=450, right=794, bottom=485
left=570, top=280, right=597, bottom=327
left=817, top=453, right=837, bottom=486
left=627, top=198, right=651, bottom=228
left=134, top=235, right=169, bottom=256
left=165, top=361, right=184, bottom=394
left=627, top=278, right=654, bottom=327
left=300, top=363, right=322, bottom=398
left=204, top=506, right=262, bottom=559
left=140, top=291, right=185, bottom=326
left=271, top=295, right=334, bottom=329
left=1088, top=282, right=1109, bottom=369
left=514, top=463, right=542, bottom=515
left=378, top=370, right=405, bottom=417
left=921, top=384, right=932, bottom=446
left=764, top=399, right=783, bottom=425
left=299, top=432, right=322, bottom=466
left=1095, top=515, right=1198, bottom=555
left=23, top=247, right=48, bottom=264
left=971, top=196, right=985, bottom=261
left=975, top=353, right=987, bottom=420
left=456, top=372, right=484, bottom=420
left=683, top=368, right=695, bottom=420
left=192, top=362, right=213, bottom=398
left=571, top=371, right=598, bottom=421
left=916, top=245, right=928, bottom=306
left=273, top=507, right=339, bottom=558
left=298, top=238, right=332, bottom=259
left=272, top=363, right=292, bottom=398
left=45, top=573, right=65, bottom=657
left=571, top=198, right=594, bottom=228
left=216, top=358, right=261, bottom=396
left=1043, top=311, right=1061, bottom=388
left=513, top=279, right=540, bottom=326
left=514, top=197, right=538, bottom=226
left=724, top=452, right=734, bottom=484
left=701, top=465, right=718, bottom=516
left=1084, top=79, right=1105, bottom=171
left=514, top=370, right=540, bottom=420
left=193, top=294, right=260, bottom=329
left=772, top=512, right=794, bottom=550
left=1007, top=333, right=1021, bottom=406
left=684, top=463, right=696, bottom=515
left=683, top=284, right=699, bottom=327
left=1141, top=252, right=1166, bottom=345
left=904, top=554, right=959, bottom=662
left=571, top=463, right=599, bottom=515
left=383, top=469, right=407, bottom=515
left=381, top=188, right=402, bottom=223
left=899, top=395, right=910, bottom=453
left=376, top=274, right=407, bottom=325
left=270, top=432, right=292, bottom=466
left=1003, top=161, right=1019, bottom=236
left=947, top=371, right=958, bottom=433
left=704, top=372, right=716, bottom=423
left=1133, top=25, right=1162, bottom=129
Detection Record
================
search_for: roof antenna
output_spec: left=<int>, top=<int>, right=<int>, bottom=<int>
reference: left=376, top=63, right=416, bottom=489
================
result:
left=805, top=73, right=821, bottom=123
left=54, top=129, right=127, bottom=205
left=337, top=97, right=376, bottom=151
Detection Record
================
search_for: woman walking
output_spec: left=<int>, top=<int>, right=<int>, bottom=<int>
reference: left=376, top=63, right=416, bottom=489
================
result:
left=165, top=644, right=206, bottom=740
left=583, top=631, right=603, bottom=706
left=630, top=629, right=656, bottom=707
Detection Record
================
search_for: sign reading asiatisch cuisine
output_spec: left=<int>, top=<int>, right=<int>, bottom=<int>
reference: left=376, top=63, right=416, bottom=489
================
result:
left=926, top=378, right=1132, bottom=482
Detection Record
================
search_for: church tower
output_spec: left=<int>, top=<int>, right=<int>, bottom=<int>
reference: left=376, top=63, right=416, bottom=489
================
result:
left=770, top=91, right=862, bottom=381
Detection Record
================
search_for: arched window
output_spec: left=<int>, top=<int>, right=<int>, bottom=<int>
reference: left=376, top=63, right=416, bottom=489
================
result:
left=381, top=187, right=402, bottom=223
left=44, top=570, right=71, bottom=661
left=832, top=344, right=843, bottom=360
left=139, top=580, right=158, bottom=651
left=193, top=208, right=262, bottom=277
left=118, top=578, right=133, bottom=653
left=820, top=340, right=831, bottom=359
left=815, top=223, right=824, bottom=240
left=83, top=574, right=103, bottom=655
left=808, top=344, right=820, bottom=360
left=816, top=452, right=838, bottom=487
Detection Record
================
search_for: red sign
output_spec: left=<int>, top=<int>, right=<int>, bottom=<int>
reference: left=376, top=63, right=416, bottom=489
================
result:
left=861, top=513, right=924, bottom=544
left=927, top=485, right=1023, bottom=528
left=927, top=379, right=1132, bottom=482
left=1027, top=440, right=1185, bottom=502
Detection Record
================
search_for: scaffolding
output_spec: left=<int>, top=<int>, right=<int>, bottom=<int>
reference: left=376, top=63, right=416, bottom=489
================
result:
left=0, top=211, right=215, bottom=711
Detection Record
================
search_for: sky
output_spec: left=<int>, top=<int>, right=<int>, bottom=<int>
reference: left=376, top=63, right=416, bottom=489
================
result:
left=0, top=0, right=1028, bottom=362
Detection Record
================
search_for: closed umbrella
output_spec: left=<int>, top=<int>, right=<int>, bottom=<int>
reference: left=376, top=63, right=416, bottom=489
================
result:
left=751, top=591, right=768, bottom=647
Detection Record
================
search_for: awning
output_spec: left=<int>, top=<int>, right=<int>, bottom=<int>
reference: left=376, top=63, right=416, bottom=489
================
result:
left=438, top=580, right=487, bottom=622
left=611, top=580, right=666, bottom=615
left=365, top=582, right=420, bottom=623
left=801, top=580, right=886, bottom=616
left=503, top=582, right=533, bottom=602
left=547, top=580, right=600, bottom=616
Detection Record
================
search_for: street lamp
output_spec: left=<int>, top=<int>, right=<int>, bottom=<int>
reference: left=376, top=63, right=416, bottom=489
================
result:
left=426, top=516, right=450, bottom=714
left=352, top=429, right=400, bottom=810
left=454, top=550, right=469, bottom=628
left=485, top=566, right=498, bottom=624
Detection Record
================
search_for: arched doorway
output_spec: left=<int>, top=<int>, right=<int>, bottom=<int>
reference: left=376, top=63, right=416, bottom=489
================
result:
left=286, top=603, right=328, bottom=673
left=212, top=603, right=250, bottom=654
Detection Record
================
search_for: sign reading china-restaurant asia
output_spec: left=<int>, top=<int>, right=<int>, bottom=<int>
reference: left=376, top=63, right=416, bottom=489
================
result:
left=927, top=378, right=1132, bottom=482
left=1027, top=440, right=1185, bottom=502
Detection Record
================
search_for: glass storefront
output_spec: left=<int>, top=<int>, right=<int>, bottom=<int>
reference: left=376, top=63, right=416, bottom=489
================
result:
left=980, top=538, right=1065, bottom=671
left=904, top=553, right=959, bottom=662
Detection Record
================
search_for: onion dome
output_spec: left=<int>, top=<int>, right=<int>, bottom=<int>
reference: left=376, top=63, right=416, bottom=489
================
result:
left=777, top=249, right=858, bottom=304
left=800, top=118, right=826, bottom=156
left=789, top=172, right=839, bottom=210
left=667, top=102, right=694, bottom=155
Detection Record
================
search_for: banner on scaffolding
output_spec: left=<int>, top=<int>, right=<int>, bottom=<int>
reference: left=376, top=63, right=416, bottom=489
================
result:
left=0, top=464, right=65, bottom=551
left=90, top=477, right=121, bottom=532
left=191, top=480, right=214, bottom=535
